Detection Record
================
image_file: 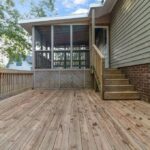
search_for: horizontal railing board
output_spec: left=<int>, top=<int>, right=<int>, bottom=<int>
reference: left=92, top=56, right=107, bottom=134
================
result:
left=0, top=69, right=33, bottom=74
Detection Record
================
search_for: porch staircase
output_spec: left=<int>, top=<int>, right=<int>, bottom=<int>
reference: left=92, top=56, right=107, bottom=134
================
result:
left=104, top=69, right=140, bottom=100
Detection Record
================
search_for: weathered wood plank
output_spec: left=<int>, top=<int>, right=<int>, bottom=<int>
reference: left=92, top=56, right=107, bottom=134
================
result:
left=0, top=89, right=149, bottom=150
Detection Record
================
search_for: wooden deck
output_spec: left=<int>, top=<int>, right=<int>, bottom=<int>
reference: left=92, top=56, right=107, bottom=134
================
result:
left=0, top=90, right=149, bottom=150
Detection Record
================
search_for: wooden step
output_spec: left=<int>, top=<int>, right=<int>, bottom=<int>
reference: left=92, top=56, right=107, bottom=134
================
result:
left=105, top=79, right=129, bottom=85
left=105, top=85, right=135, bottom=91
left=104, top=74, right=125, bottom=79
left=105, top=69, right=121, bottom=74
left=104, top=91, right=140, bottom=100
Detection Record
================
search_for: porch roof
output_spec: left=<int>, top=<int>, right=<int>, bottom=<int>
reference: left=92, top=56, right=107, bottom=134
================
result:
left=19, top=0, right=118, bottom=34
left=19, top=14, right=89, bottom=34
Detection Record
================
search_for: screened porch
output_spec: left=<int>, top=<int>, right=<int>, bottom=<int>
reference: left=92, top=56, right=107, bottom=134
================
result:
left=34, top=25, right=90, bottom=69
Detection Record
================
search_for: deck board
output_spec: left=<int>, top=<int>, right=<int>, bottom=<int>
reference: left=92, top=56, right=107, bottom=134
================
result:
left=0, top=89, right=149, bottom=150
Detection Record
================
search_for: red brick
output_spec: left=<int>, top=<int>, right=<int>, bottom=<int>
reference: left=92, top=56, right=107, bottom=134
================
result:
left=120, top=63, right=150, bottom=102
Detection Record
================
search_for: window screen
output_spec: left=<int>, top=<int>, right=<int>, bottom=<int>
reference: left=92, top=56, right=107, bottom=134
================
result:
left=72, top=25, right=89, bottom=68
left=53, top=25, right=71, bottom=68
left=35, top=26, right=51, bottom=51
left=35, top=26, right=51, bottom=69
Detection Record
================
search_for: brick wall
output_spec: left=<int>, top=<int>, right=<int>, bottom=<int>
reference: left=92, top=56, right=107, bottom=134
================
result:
left=120, top=64, right=150, bottom=102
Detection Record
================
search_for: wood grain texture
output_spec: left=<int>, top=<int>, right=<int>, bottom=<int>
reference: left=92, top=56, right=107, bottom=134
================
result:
left=0, top=89, right=149, bottom=150
left=34, top=70, right=93, bottom=89
left=92, top=44, right=105, bottom=99
left=0, top=69, right=33, bottom=99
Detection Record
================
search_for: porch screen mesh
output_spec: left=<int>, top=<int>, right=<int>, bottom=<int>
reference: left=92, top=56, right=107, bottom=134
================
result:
left=35, top=26, right=51, bottom=69
left=34, top=25, right=90, bottom=69
left=73, top=25, right=89, bottom=68
left=53, top=25, right=70, bottom=68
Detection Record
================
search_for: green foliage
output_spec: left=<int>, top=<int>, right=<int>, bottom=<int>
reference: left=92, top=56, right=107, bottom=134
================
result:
left=0, top=0, right=55, bottom=64
left=0, top=0, right=54, bottom=61
left=0, top=0, right=31, bottom=62
left=20, top=0, right=56, bottom=18
left=0, top=63, right=5, bottom=68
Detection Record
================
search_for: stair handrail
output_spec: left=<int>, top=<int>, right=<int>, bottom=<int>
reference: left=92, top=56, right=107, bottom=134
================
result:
left=92, top=44, right=105, bottom=99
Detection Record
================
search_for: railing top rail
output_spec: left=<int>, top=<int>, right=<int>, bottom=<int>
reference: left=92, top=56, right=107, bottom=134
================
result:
left=0, top=69, right=33, bottom=74
left=93, top=44, right=105, bottom=59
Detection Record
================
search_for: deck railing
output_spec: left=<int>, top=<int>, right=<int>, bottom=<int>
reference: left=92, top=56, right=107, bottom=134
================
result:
left=0, top=69, right=33, bottom=98
left=92, top=44, right=105, bottom=99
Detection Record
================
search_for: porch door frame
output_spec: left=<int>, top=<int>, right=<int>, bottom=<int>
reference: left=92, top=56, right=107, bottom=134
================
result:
left=94, top=26, right=110, bottom=68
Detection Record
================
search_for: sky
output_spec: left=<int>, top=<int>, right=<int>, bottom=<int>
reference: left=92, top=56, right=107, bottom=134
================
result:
left=14, top=0, right=102, bottom=17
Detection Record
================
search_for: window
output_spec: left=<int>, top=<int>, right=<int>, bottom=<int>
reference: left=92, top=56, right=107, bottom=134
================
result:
left=53, top=25, right=70, bottom=68
left=73, top=25, right=89, bottom=68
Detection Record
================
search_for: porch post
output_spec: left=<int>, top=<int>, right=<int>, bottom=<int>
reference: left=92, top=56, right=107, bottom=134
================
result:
left=32, top=26, right=35, bottom=70
left=70, top=25, right=73, bottom=68
left=32, top=26, right=35, bottom=89
left=51, top=25, right=54, bottom=69
left=91, top=9, right=95, bottom=68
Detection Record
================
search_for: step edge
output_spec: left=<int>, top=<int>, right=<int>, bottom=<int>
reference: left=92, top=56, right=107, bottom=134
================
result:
left=105, top=91, right=139, bottom=94
left=104, top=85, right=134, bottom=87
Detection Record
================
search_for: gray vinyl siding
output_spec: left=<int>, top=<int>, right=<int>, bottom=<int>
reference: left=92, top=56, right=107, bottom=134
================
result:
left=110, top=0, right=150, bottom=68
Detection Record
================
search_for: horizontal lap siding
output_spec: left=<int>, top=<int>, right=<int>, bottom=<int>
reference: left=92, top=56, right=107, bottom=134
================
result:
left=110, top=0, right=150, bottom=68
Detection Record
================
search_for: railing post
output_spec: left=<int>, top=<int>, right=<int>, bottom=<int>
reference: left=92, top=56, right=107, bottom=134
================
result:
left=32, top=26, right=35, bottom=89
left=92, top=44, right=105, bottom=99
left=0, top=73, right=1, bottom=98
left=101, top=58, right=105, bottom=99
left=91, top=9, right=95, bottom=71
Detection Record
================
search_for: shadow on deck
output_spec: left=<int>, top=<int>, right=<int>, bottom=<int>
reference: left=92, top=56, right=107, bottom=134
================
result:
left=0, top=89, right=149, bottom=150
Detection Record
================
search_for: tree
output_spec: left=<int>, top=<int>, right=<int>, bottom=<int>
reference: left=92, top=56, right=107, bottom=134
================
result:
left=0, top=0, right=31, bottom=64
left=0, top=0, right=55, bottom=67
left=21, top=0, right=56, bottom=18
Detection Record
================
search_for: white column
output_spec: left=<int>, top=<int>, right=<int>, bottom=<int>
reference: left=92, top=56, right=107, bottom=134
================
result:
left=32, top=26, right=35, bottom=70
left=51, top=25, right=54, bottom=69
left=70, top=25, right=73, bottom=68
left=91, top=9, right=95, bottom=67
left=89, top=26, right=92, bottom=67
left=32, top=26, right=35, bottom=89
